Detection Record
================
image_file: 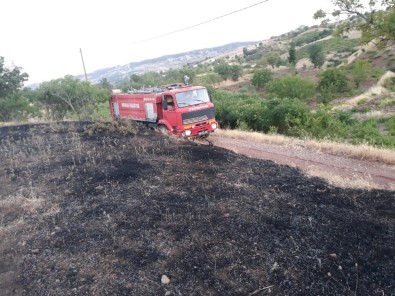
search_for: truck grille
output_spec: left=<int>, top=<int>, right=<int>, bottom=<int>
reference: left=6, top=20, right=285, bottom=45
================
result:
left=182, top=108, right=215, bottom=125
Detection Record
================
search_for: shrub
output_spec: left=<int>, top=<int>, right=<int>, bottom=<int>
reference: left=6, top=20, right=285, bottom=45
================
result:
left=266, top=98, right=310, bottom=134
left=308, top=44, right=325, bottom=68
left=349, top=120, right=394, bottom=147
left=299, top=108, right=352, bottom=140
left=230, top=65, right=243, bottom=81
left=266, top=76, right=316, bottom=101
left=214, top=63, right=231, bottom=80
left=210, top=89, right=259, bottom=129
left=383, top=77, right=395, bottom=91
left=351, top=60, right=370, bottom=88
left=0, top=93, right=37, bottom=121
left=384, top=115, right=395, bottom=136
left=252, top=68, right=273, bottom=88
left=210, top=88, right=395, bottom=148
left=318, top=68, right=351, bottom=103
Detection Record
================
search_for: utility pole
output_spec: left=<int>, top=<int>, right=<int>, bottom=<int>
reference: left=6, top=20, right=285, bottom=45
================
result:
left=79, top=48, right=88, bottom=81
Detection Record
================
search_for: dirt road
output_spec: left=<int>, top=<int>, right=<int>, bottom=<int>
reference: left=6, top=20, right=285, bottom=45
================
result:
left=209, top=134, right=395, bottom=190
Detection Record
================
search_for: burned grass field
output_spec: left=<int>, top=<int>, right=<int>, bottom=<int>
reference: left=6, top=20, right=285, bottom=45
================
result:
left=0, top=121, right=394, bottom=295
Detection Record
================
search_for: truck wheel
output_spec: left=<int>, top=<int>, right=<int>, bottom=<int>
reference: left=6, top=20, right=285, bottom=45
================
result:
left=158, top=125, right=169, bottom=136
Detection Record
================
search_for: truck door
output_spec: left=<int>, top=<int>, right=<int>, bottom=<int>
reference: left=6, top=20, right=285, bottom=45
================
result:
left=163, top=95, right=177, bottom=128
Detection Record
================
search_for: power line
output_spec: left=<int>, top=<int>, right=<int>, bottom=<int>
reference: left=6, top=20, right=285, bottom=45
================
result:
left=133, top=0, right=270, bottom=44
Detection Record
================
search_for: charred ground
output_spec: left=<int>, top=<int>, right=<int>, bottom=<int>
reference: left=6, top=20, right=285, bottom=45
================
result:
left=0, top=121, right=394, bottom=295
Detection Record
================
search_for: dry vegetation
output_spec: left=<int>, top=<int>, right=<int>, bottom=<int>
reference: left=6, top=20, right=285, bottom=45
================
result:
left=0, top=121, right=394, bottom=295
left=304, top=168, right=379, bottom=190
left=215, top=129, right=395, bottom=165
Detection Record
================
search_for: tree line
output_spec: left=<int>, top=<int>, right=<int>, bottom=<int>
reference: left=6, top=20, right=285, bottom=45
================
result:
left=0, top=57, right=112, bottom=122
left=0, top=59, right=240, bottom=122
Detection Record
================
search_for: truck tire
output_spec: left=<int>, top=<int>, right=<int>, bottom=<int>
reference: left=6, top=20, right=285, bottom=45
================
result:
left=158, top=125, right=169, bottom=136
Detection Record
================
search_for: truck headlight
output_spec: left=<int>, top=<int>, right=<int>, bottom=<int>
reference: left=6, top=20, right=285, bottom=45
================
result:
left=184, top=130, right=192, bottom=136
left=211, top=123, right=217, bottom=130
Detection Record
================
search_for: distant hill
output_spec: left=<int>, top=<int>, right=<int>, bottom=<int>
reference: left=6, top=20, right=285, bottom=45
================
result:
left=74, top=41, right=258, bottom=84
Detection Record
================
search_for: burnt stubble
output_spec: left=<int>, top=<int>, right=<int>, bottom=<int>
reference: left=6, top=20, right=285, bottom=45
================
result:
left=0, top=121, right=394, bottom=295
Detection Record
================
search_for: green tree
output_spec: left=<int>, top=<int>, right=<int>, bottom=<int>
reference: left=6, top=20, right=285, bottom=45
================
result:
left=266, top=76, right=316, bottom=101
left=0, top=91, right=37, bottom=121
left=230, top=65, right=242, bottom=81
left=98, top=78, right=113, bottom=94
left=0, top=57, right=31, bottom=121
left=288, top=43, right=296, bottom=65
left=351, top=60, right=370, bottom=87
left=308, top=44, right=325, bottom=68
left=256, top=56, right=269, bottom=68
left=130, top=74, right=141, bottom=83
left=301, top=107, right=351, bottom=139
left=262, top=98, right=310, bottom=134
left=0, top=57, right=29, bottom=98
left=314, top=1, right=395, bottom=46
left=242, top=47, right=249, bottom=57
left=252, top=68, right=273, bottom=88
left=35, top=75, right=108, bottom=120
left=214, top=62, right=231, bottom=80
left=266, top=52, right=282, bottom=69
left=123, top=72, right=163, bottom=91
left=375, top=6, right=395, bottom=44
left=319, top=67, right=351, bottom=103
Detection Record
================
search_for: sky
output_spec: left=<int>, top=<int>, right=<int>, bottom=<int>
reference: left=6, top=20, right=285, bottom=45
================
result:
left=1, top=0, right=338, bottom=85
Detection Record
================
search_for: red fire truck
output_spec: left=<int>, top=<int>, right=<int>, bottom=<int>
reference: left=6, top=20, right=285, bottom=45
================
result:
left=109, top=83, right=218, bottom=138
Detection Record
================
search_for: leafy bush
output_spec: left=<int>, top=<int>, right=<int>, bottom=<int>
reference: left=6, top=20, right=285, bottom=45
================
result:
left=308, top=44, right=325, bottom=68
left=265, top=52, right=282, bottom=69
left=210, top=88, right=395, bottom=148
left=349, top=120, right=395, bottom=147
left=209, top=88, right=257, bottom=129
left=213, top=63, right=231, bottom=80
left=211, top=88, right=311, bottom=134
left=351, top=60, right=371, bottom=87
left=213, top=63, right=243, bottom=81
left=0, top=93, right=38, bottom=121
left=263, top=98, right=310, bottom=134
left=297, top=108, right=352, bottom=140
left=266, top=76, right=316, bottom=101
left=35, top=75, right=108, bottom=120
left=242, top=47, right=263, bottom=61
left=252, top=68, right=273, bottom=88
left=371, top=68, right=386, bottom=79
left=318, top=68, right=351, bottom=103
left=383, top=115, right=395, bottom=137
left=230, top=65, right=243, bottom=81
left=383, top=76, right=395, bottom=91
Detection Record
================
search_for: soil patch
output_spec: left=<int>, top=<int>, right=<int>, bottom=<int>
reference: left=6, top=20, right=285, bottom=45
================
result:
left=209, top=134, right=395, bottom=190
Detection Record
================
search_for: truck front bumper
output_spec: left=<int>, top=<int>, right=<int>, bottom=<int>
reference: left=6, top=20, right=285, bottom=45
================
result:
left=179, top=121, right=218, bottom=138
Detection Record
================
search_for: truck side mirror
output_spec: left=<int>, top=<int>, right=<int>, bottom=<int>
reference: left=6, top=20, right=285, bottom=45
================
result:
left=162, top=95, right=168, bottom=110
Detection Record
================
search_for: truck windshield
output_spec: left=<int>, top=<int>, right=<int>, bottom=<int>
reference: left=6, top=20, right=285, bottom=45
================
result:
left=175, top=89, right=210, bottom=107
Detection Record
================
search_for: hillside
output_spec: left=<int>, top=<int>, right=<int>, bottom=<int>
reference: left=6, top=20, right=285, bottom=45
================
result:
left=208, top=25, right=395, bottom=134
left=1, top=121, right=394, bottom=295
left=74, top=41, right=258, bottom=84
